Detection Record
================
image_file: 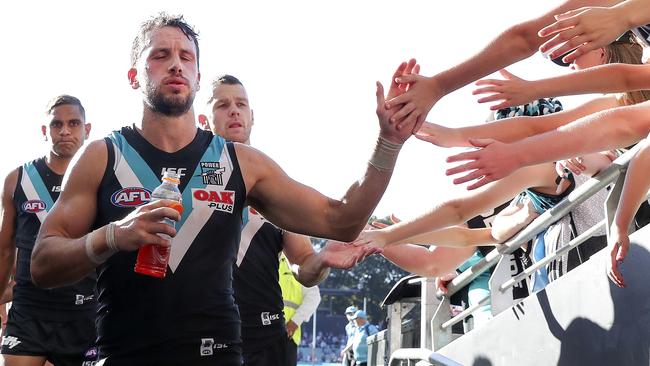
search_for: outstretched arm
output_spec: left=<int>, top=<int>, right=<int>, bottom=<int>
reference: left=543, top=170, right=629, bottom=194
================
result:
left=283, top=232, right=379, bottom=288
left=539, top=0, right=650, bottom=63
left=382, top=245, right=476, bottom=278
left=383, top=0, right=621, bottom=129
left=608, top=136, right=650, bottom=288
left=474, top=64, right=650, bottom=110
left=416, top=96, right=618, bottom=147
left=355, top=225, right=495, bottom=249
left=240, top=62, right=419, bottom=242
left=446, top=100, right=650, bottom=190
left=352, top=165, right=552, bottom=248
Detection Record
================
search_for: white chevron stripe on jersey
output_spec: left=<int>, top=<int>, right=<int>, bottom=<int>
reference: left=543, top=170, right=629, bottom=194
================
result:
left=168, top=144, right=235, bottom=272
left=112, top=141, right=143, bottom=188
left=236, top=212, right=265, bottom=266
left=20, top=171, right=48, bottom=224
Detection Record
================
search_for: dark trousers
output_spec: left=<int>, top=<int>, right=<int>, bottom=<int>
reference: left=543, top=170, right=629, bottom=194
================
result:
left=243, top=334, right=288, bottom=366
left=286, top=338, right=297, bottom=366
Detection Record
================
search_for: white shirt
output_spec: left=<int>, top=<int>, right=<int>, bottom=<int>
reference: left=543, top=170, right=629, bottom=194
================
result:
left=291, top=284, right=321, bottom=325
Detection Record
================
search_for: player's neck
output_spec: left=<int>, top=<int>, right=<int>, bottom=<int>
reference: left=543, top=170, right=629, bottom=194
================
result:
left=138, top=107, right=198, bottom=153
left=45, top=152, right=72, bottom=175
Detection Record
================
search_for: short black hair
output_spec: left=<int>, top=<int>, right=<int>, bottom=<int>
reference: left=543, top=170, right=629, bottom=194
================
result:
left=206, top=74, right=244, bottom=105
left=131, top=12, right=200, bottom=69
left=212, top=74, right=243, bottom=87
left=45, top=95, right=86, bottom=121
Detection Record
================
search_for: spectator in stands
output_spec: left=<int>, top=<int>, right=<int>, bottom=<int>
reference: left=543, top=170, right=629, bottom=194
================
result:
left=434, top=35, right=650, bottom=189
left=411, top=32, right=647, bottom=275
left=357, top=88, right=624, bottom=322
left=341, top=305, right=357, bottom=366
left=348, top=310, right=378, bottom=366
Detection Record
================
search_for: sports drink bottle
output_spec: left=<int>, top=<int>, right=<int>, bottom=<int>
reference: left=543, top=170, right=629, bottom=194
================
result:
left=134, top=171, right=183, bottom=278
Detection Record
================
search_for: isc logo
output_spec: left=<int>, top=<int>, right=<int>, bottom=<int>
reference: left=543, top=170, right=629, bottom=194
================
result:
left=111, top=187, right=152, bottom=207
left=22, top=200, right=46, bottom=213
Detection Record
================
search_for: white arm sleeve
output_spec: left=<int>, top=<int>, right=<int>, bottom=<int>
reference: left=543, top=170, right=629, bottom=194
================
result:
left=291, top=285, right=321, bottom=326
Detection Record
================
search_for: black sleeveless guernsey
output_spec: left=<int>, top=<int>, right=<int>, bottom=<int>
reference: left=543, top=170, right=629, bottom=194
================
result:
left=12, top=157, right=96, bottom=320
left=233, top=208, right=286, bottom=351
left=93, top=126, right=246, bottom=360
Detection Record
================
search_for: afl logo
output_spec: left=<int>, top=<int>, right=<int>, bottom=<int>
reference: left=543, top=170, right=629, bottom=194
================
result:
left=22, top=200, right=46, bottom=213
left=111, top=187, right=151, bottom=207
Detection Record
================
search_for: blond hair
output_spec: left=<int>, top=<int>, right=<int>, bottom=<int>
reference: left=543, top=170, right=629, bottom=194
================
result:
left=605, top=39, right=650, bottom=105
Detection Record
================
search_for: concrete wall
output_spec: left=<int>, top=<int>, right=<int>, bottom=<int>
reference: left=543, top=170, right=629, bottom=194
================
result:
left=438, top=225, right=650, bottom=366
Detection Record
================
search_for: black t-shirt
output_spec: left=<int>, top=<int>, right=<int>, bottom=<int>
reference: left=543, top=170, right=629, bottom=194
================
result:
left=233, top=208, right=286, bottom=351
left=93, top=126, right=246, bottom=359
left=12, top=157, right=96, bottom=320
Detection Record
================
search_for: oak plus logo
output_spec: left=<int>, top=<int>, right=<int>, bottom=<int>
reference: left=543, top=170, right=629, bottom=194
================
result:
left=199, top=162, right=226, bottom=185
left=192, top=189, right=235, bottom=214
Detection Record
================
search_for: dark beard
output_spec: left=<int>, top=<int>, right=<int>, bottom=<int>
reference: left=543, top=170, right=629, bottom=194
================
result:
left=145, top=83, right=195, bottom=117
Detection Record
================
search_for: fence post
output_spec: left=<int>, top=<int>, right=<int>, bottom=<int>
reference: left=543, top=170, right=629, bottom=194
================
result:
left=430, top=298, right=452, bottom=351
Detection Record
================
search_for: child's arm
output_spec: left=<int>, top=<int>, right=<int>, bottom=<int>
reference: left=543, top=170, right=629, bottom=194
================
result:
left=473, top=64, right=650, bottom=110
left=381, top=244, right=476, bottom=278
left=416, top=96, right=618, bottom=147
left=608, top=136, right=650, bottom=287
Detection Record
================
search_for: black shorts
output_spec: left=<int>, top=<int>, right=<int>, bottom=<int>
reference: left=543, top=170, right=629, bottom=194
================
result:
left=1, top=307, right=97, bottom=366
left=243, top=333, right=288, bottom=366
left=98, top=339, right=242, bottom=366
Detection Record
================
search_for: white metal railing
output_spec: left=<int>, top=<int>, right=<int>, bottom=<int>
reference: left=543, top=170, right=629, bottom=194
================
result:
left=382, top=144, right=641, bottom=365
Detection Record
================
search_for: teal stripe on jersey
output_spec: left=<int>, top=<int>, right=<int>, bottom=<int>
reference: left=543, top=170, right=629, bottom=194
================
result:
left=241, top=207, right=249, bottom=228
left=23, top=162, right=54, bottom=212
left=109, top=132, right=160, bottom=190
left=176, top=136, right=226, bottom=230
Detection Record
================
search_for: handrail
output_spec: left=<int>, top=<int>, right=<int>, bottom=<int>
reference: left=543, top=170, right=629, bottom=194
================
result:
left=387, top=146, right=641, bottom=362
left=388, top=348, right=464, bottom=366
left=440, top=295, right=490, bottom=330
left=439, top=145, right=639, bottom=300
left=388, top=348, right=434, bottom=366
left=499, top=219, right=605, bottom=292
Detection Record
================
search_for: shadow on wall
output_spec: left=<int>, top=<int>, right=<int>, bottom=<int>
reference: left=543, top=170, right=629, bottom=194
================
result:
left=472, top=356, right=492, bottom=366
left=538, top=244, right=650, bottom=366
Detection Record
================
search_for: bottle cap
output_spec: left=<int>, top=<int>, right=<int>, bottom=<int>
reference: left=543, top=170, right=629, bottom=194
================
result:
left=161, top=171, right=181, bottom=184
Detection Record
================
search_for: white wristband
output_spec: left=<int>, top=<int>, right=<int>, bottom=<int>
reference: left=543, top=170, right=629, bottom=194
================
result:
left=368, top=136, right=402, bottom=172
left=106, top=222, right=119, bottom=252
left=85, top=222, right=119, bottom=265
left=85, top=228, right=116, bottom=265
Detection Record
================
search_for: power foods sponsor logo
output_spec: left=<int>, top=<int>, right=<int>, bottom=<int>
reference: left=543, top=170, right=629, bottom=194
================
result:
left=1, top=336, right=21, bottom=349
left=193, top=189, right=235, bottom=213
left=200, top=162, right=226, bottom=185
left=111, top=187, right=151, bottom=207
left=22, top=200, right=46, bottom=213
